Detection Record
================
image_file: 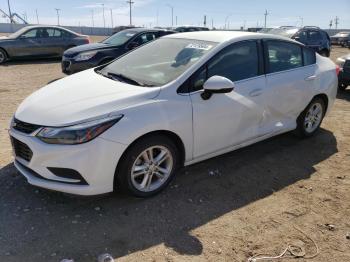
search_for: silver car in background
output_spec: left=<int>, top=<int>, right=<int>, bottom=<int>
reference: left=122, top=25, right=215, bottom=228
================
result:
left=0, top=25, right=90, bottom=64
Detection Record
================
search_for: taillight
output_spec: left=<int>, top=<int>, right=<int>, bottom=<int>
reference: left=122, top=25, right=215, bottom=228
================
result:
left=336, top=65, right=341, bottom=76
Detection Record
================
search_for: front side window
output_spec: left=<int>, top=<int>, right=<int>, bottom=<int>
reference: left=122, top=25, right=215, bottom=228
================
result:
left=267, top=41, right=302, bottom=73
left=293, top=30, right=307, bottom=43
left=99, top=38, right=217, bottom=86
left=20, top=29, right=38, bottom=38
left=191, top=41, right=259, bottom=91
left=133, top=32, right=157, bottom=45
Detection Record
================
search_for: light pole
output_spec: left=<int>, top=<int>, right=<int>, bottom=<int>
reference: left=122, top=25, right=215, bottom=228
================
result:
left=299, top=16, right=303, bottom=27
left=91, top=10, right=94, bottom=27
left=55, top=8, right=60, bottom=25
left=166, top=4, right=174, bottom=27
left=101, top=4, right=105, bottom=28
left=110, top=9, right=114, bottom=28
left=224, top=14, right=232, bottom=29
left=35, top=9, right=39, bottom=24
left=126, top=0, right=134, bottom=26
left=7, top=0, right=13, bottom=23
left=264, top=10, right=269, bottom=28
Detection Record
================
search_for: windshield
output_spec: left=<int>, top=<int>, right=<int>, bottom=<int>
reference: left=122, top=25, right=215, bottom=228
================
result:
left=102, top=30, right=138, bottom=45
left=8, top=27, right=31, bottom=38
left=98, top=38, right=217, bottom=86
left=268, top=28, right=299, bottom=38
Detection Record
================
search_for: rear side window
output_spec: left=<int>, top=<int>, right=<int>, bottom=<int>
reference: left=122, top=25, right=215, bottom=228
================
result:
left=303, top=47, right=316, bottom=65
left=53, top=29, right=62, bottom=37
left=266, top=41, right=303, bottom=73
left=308, top=31, right=322, bottom=41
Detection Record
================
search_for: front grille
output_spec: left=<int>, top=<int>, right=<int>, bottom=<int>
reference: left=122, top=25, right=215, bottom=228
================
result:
left=11, top=137, right=33, bottom=162
left=12, top=118, right=41, bottom=134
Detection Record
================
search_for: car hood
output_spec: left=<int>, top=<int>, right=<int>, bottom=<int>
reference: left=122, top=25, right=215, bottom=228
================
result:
left=0, top=36, right=11, bottom=41
left=15, top=69, right=160, bottom=127
left=64, top=42, right=117, bottom=56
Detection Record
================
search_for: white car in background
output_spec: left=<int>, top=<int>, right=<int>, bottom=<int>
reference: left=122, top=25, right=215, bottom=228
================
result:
left=9, top=31, right=338, bottom=197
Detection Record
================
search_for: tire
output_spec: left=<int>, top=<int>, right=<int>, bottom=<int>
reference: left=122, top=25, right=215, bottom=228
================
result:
left=115, top=135, right=179, bottom=197
left=295, top=97, right=326, bottom=138
left=0, top=49, right=7, bottom=64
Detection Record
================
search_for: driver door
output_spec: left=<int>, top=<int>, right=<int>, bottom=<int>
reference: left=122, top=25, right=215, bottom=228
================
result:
left=188, top=41, right=267, bottom=158
left=12, top=28, right=43, bottom=57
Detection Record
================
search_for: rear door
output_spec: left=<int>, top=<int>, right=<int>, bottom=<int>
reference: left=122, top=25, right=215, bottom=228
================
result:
left=38, top=28, right=64, bottom=56
left=262, top=40, right=316, bottom=133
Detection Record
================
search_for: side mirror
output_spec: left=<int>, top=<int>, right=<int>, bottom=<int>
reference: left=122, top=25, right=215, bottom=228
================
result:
left=293, top=36, right=300, bottom=41
left=128, top=42, right=139, bottom=49
left=201, top=76, right=234, bottom=100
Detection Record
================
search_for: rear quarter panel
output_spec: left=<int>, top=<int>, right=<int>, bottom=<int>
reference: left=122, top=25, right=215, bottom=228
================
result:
left=314, top=54, right=337, bottom=115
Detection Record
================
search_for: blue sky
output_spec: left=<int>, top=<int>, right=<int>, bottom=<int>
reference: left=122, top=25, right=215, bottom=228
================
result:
left=1, top=0, right=349, bottom=29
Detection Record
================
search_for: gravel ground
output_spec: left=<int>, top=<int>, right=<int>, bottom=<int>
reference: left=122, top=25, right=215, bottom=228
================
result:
left=0, top=37, right=349, bottom=262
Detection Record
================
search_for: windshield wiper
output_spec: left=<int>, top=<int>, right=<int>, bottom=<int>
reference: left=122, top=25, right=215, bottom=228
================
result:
left=108, top=72, right=155, bottom=87
left=96, top=70, right=155, bottom=87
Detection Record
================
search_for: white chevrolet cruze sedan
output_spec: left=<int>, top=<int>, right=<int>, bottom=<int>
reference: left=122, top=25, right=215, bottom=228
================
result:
left=10, top=31, right=338, bottom=197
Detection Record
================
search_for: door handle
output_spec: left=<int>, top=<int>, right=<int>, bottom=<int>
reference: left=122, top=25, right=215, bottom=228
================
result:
left=249, top=89, right=263, bottom=97
left=305, top=75, right=317, bottom=81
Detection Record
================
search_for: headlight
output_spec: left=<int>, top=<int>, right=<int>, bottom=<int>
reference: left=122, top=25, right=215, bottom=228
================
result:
left=36, top=115, right=123, bottom=145
left=74, top=51, right=98, bottom=61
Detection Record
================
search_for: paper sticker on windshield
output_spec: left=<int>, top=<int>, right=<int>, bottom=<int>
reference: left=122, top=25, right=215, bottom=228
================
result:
left=186, top=43, right=213, bottom=50
left=126, top=33, right=136, bottom=37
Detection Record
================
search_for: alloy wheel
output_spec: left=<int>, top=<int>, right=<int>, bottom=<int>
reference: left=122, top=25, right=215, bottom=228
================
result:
left=130, top=145, right=173, bottom=192
left=304, top=102, right=323, bottom=133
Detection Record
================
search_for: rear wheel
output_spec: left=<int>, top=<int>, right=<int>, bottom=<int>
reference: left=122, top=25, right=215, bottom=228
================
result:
left=295, top=97, right=326, bottom=137
left=0, top=49, right=7, bottom=64
left=116, top=135, right=179, bottom=197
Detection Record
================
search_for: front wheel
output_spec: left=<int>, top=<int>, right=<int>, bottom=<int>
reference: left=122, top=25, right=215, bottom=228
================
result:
left=116, top=135, right=179, bottom=197
left=295, top=98, right=326, bottom=137
left=0, top=49, right=7, bottom=64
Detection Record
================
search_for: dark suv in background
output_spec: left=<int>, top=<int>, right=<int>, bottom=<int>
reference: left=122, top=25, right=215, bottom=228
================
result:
left=268, top=26, right=331, bottom=57
left=336, top=54, right=350, bottom=90
left=62, top=28, right=175, bottom=74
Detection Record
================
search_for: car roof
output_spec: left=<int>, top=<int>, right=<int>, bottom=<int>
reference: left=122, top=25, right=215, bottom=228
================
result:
left=122, top=28, right=172, bottom=33
left=164, top=30, right=297, bottom=44
left=21, top=25, right=79, bottom=34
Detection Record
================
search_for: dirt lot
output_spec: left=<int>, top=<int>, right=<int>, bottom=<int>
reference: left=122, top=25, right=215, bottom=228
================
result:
left=0, top=39, right=349, bottom=262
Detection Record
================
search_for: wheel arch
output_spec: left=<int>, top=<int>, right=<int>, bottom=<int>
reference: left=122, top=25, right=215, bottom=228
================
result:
left=0, top=47, right=9, bottom=59
left=313, top=93, right=329, bottom=113
left=113, top=130, right=186, bottom=188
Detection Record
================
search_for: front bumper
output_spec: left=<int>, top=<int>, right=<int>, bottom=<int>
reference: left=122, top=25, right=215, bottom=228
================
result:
left=9, top=129, right=127, bottom=195
left=61, top=56, right=97, bottom=75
